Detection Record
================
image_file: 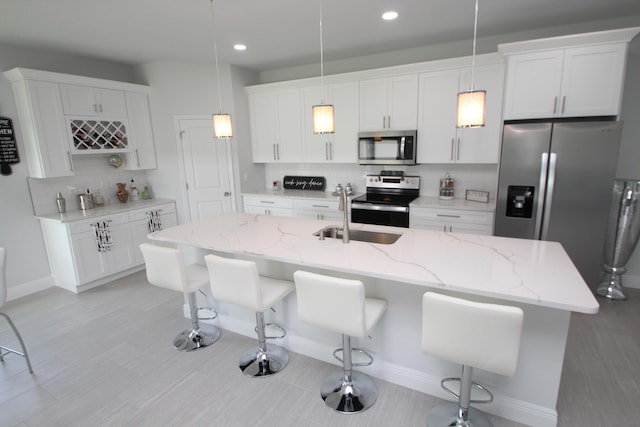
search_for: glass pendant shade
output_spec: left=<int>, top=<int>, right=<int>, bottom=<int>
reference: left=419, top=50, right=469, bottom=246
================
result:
left=457, top=90, right=486, bottom=128
left=312, top=104, right=335, bottom=134
left=212, top=113, right=233, bottom=138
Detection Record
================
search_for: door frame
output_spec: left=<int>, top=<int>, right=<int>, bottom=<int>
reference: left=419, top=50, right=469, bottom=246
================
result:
left=173, top=115, right=237, bottom=223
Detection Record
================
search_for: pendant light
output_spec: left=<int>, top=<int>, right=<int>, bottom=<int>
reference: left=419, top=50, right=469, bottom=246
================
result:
left=312, top=0, right=335, bottom=134
left=209, top=0, right=233, bottom=139
left=457, top=0, right=486, bottom=128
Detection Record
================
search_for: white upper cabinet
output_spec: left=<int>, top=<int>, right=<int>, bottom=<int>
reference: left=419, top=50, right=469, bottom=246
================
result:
left=417, top=62, right=505, bottom=164
left=60, top=84, right=128, bottom=119
left=8, top=79, right=74, bottom=178
left=249, top=89, right=303, bottom=162
left=123, top=91, right=157, bottom=170
left=359, top=74, right=418, bottom=131
left=302, top=81, right=359, bottom=163
left=502, top=38, right=632, bottom=120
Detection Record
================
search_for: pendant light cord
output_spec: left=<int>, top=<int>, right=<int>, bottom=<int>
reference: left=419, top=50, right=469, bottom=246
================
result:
left=470, top=0, right=479, bottom=91
left=319, top=0, right=326, bottom=104
left=210, top=0, right=224, bottom=113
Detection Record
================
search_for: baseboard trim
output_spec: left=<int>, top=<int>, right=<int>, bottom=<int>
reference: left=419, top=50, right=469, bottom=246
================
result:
left=7, top=276, right=55, bottom=301
left=195, top=311, right=559, bottom=427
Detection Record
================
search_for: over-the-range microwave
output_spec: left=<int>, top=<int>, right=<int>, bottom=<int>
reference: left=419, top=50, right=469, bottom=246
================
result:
left=357, top=130, right=417, bottom=165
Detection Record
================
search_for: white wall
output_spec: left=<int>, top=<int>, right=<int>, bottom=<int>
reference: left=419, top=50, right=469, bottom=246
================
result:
left=0, top=43, right=136, bottom=298
left=132, top=61, right=261, bottom=225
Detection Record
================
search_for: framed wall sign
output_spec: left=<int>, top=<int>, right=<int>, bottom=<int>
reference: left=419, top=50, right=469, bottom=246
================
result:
left=0, top=116, right=20, bottom=176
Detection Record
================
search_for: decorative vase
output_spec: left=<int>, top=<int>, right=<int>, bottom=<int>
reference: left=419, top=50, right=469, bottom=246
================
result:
left=116, top=182, right=129, bottom=203
left=597, top=179, right=640, bottom=300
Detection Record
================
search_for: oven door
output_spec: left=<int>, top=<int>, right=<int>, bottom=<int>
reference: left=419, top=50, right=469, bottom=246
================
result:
left=351, top=203, right=410, bottom=228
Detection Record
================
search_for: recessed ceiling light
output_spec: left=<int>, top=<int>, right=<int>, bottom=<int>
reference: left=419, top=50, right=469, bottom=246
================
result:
left=382, top=11, right=398, bottom=20
left=234, top=44, right=247, bottom=51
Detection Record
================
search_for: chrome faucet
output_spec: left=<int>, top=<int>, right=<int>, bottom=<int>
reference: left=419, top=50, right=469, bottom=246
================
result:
left=338, top=187, right=350, bottom=243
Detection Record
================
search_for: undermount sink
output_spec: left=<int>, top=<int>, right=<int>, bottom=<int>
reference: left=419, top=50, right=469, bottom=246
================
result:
left=313, top=226, right=402, bottom=244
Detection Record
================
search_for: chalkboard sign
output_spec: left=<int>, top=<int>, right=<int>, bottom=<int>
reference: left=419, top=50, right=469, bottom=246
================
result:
left=283, top=176, right=326, bottom=191
left=0, top=116, right=19, bottom=176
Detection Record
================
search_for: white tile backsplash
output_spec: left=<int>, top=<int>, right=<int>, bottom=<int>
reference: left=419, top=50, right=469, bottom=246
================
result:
left=28, top=155, right=150, bottom=216
left=265, top=163, right=498, bottom=199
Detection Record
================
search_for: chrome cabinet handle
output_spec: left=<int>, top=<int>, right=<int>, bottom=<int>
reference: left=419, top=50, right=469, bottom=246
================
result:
left=561, top=96, right=566, bottom=114
left=456, top=138, right=461, bottom=161
left=66, top=151, right=74, bottom=172
left=450, top=138, right=455, bottom=160
left=553, top=96, right=558, bottom=114
left=273, top=144, right=276, bottom=160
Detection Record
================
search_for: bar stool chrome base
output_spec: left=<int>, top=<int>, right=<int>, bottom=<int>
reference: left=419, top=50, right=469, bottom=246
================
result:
left=173, top=324, right=221, bottom=352
left=427, top=401, right=493, bottom=427
left=321, top=370, right=377, bottom=413
left=239, top=343, right=289, bottom=377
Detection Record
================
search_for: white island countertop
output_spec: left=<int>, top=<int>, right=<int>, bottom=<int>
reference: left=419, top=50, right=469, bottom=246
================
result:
left=149, top=213, right=598, bottom=314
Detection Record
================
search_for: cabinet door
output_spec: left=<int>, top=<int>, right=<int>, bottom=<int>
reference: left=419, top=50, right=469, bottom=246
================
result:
left=503, top=50, right=564, bottom=120
left=250, top=92, right=279, bottom=161
left=249, top=90, right=302, bottom=162
left=359, top=78, right=389, bottom=131
left=124, top=92, right=157, bottom=170
left=456, top=63, right=505, bottom=164
left=107, top=222, right=136, bottom=273
left=417, top=70, right=459, bottom=164
left=61, top=84, right=99, bottom=116
left=302, top=82, right=359, bottom=163
left=560, top=44, right=627, bottom=117
left=329, top=82, right=359, bottom=162
left=275, top=90, right=303, bottom=162
left=388, top=74, right=419, bottom=130
left=15, top=80, right=74, bottom=177
left=60, top=84, right=127, bottom=118
left=70, top=231, right=109, bottom=284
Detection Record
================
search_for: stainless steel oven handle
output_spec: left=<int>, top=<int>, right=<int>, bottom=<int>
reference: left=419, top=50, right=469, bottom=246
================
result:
left=351, top=204, right=409, bottom=213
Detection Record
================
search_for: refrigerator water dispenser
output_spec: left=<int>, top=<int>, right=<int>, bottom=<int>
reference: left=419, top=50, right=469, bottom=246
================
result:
left=506, top=186, right=534, bottom=218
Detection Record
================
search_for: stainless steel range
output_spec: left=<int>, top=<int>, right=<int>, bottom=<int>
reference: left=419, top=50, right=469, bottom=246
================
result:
left=351, top=173, right=420, bottom=228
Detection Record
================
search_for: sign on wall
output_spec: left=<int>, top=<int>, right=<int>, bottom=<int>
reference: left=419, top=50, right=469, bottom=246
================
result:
left=283, top=176, right=326, bottom=191
left=0, top=116, right=19, bottom=176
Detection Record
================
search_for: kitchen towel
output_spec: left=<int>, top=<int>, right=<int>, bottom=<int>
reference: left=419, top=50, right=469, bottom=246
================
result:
left=92, top=221, right=112, bottom=252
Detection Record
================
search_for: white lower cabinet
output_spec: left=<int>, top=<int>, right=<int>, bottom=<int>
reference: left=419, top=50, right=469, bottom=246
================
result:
left=129, top=203, right=178, bottom=265
left=39, top=202, right=176, bottom=293
left=410, top=207, right=493, bottom=235
left=243, top=195, right=294, bottom=217
left=293, top=198, right=341, bottom=221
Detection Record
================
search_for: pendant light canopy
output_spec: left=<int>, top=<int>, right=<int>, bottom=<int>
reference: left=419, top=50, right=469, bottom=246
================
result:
left=209, top=0, right=233, bottom=139
left=312, top=0, right=335, bottom=134
left=457, top=0, right=486, bottom=128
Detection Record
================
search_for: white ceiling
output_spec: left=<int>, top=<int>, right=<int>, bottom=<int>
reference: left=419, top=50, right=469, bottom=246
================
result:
left=2, top=0, right=640, bottom=72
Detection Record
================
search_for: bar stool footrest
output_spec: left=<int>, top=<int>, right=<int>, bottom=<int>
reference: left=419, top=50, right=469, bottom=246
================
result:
left=441, top=377, right=494, bottom=404
left=197, top=306, right=218, bottom=321
left=254, top=322, right=286, bottom=340
left=332, top=347, right=374, bottom=367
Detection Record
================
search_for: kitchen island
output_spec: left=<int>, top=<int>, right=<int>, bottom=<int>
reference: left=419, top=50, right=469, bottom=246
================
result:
left=149, top=213, right=598, bottom=427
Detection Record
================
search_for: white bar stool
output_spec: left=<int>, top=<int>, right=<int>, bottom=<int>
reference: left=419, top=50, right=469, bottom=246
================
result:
left=293, top=270, right=387, bottom=414
left=422, top=292, right=524, bottom=427
left=139, top=243, right=221, bottom=351
left=204, top=254, right=294, bottom=378
left=0, top=247, right=33, bottom=374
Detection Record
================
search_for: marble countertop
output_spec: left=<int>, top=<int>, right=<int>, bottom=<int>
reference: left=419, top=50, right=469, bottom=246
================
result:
left=36, top=198, right=175, bottom=223
left=149, top=213, right=598, bottom=314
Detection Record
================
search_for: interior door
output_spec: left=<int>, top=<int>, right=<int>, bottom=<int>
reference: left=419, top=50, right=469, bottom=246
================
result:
left=178, top=117, right=234, bottom=221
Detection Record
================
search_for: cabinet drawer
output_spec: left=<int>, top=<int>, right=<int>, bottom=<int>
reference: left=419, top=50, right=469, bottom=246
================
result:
left=243, top=196, right=294, bottom=209
left=128, top=203, right=176, bottom=222
left=293, top=198, right=339, bottom=211
left=67, top=213, right=130, bottom=235
left=411, top=208, right=493, bottom=224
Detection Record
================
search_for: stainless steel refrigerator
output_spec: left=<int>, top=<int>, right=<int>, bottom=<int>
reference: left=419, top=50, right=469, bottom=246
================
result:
left=494, top=120, right=622, bottom=287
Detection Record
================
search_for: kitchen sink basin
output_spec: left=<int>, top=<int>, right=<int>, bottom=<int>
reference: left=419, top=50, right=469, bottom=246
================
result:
left=313, top=226, right=402, bottom=244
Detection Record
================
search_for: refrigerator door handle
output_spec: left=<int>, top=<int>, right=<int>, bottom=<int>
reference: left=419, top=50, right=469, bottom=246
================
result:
left=535, top=153, right=550, bottom=239
left=540, top=153, right=557, bottom=240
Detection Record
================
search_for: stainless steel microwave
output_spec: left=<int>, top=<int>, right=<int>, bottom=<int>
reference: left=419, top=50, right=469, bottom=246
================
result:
left=358, top=130, right=417, bottom=165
